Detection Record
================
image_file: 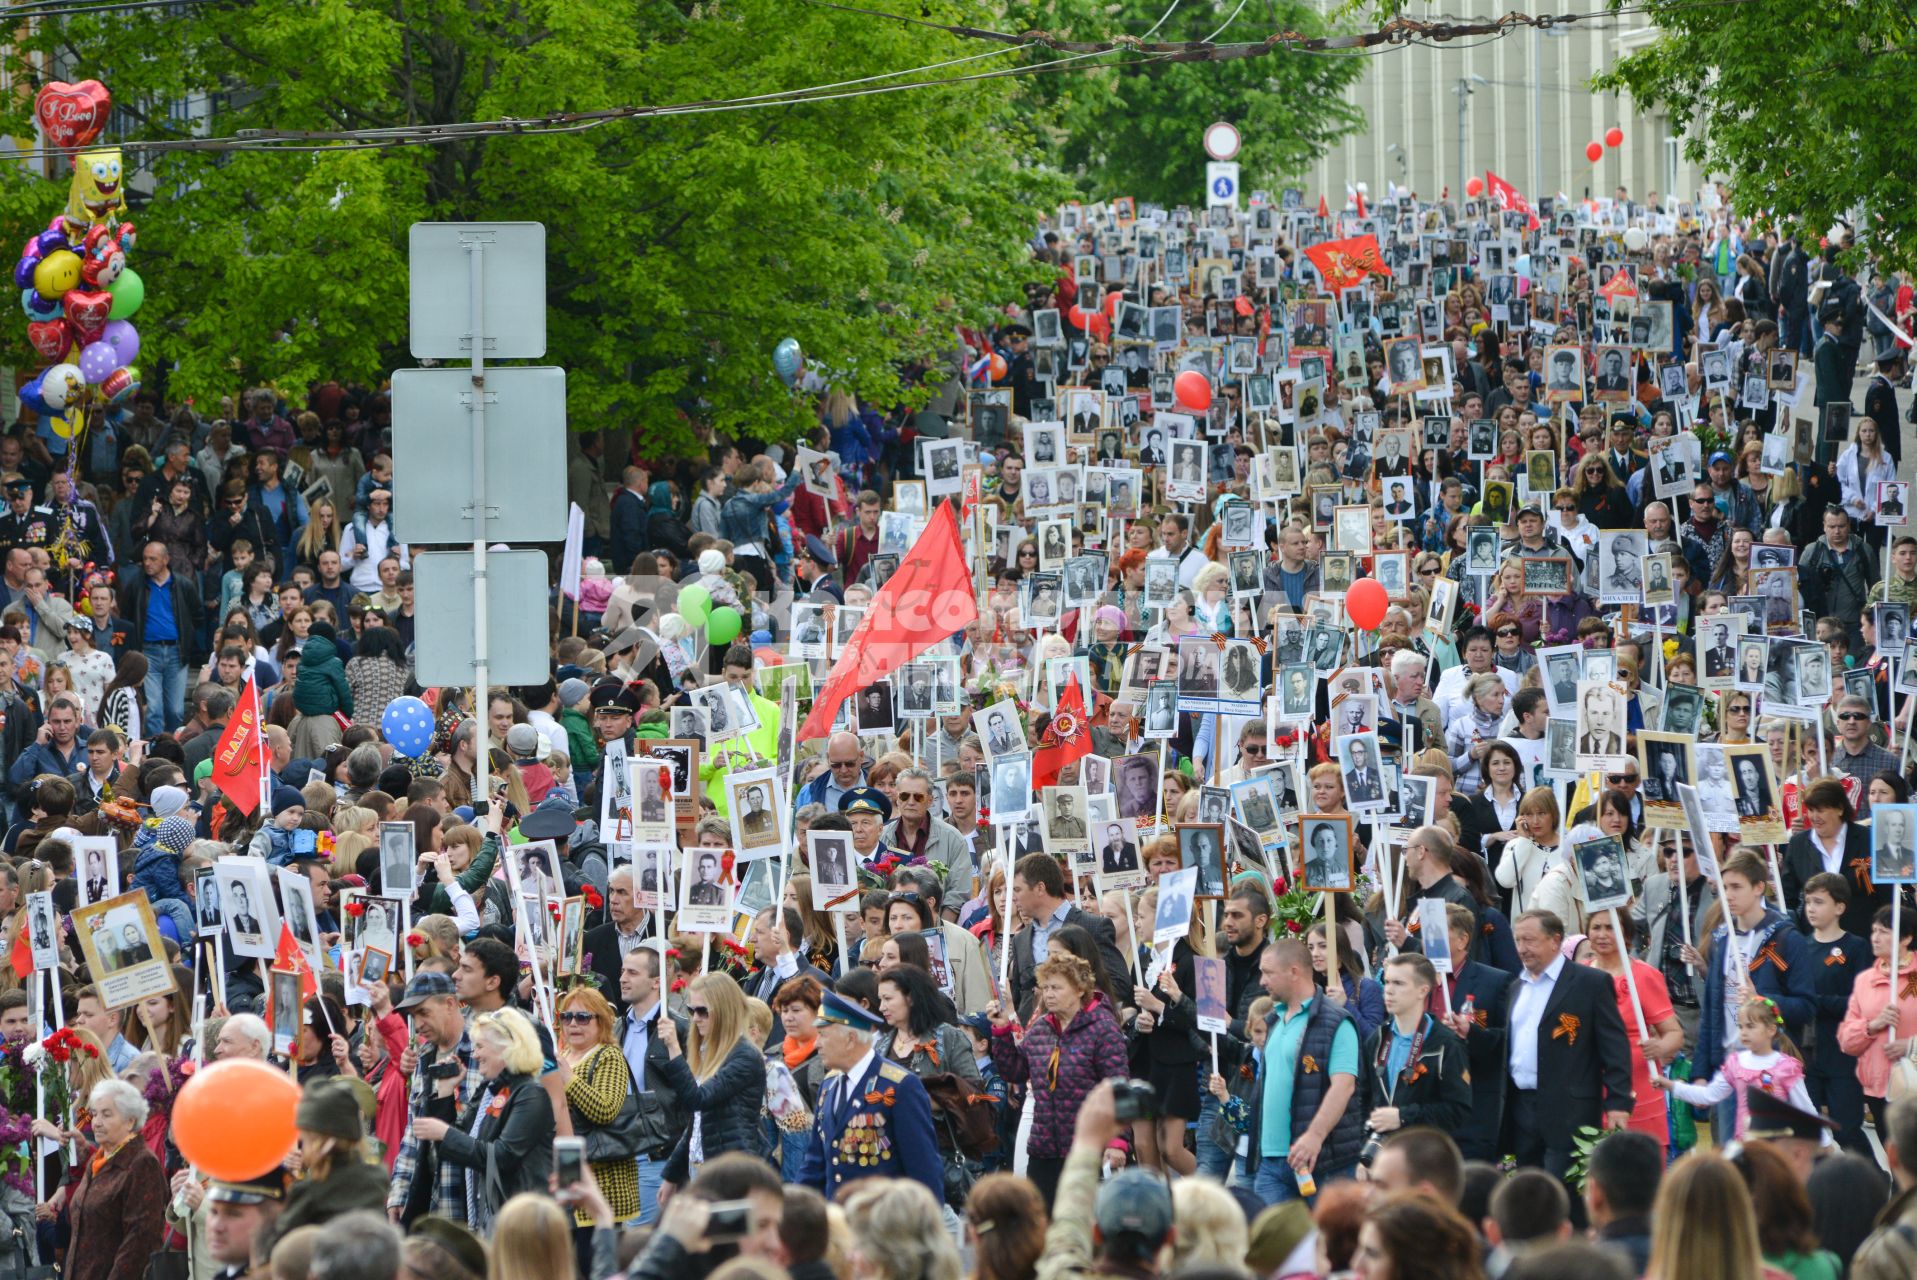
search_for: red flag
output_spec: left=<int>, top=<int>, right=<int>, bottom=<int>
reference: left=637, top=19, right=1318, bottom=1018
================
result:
left=1304, top=235, right=1391, bottom=293
left=1031, top=674, right=1093, bottom=790
left=274, top=924, right=318, bottom=1000
left=1353, top=189, right=1367, bottom=219
left=799, top=500, right=978, bottom=741
left=209, top=679, right=265, bottom=815
left=1483, top=170, right=1542, bottom=232
left=1316, top=193, right=1329, bottom=219
left=9, top=927, right=30, bottom=979
left=1600, top=268, right=1639, bottom=301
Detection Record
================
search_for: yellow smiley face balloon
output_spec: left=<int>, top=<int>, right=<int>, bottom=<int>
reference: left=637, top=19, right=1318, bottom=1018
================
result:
left=65, top=148, right=124, bottom=228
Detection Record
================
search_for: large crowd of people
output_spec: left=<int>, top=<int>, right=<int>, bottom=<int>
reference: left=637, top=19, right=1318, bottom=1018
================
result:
left=10, top=182, right=1917, bottom=1280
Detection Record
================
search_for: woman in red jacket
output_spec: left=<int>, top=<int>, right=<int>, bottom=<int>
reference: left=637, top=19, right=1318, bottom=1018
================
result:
left=985, top=951, right=1129, bottom=1210
left=350, top=972, right=412, bottom=1167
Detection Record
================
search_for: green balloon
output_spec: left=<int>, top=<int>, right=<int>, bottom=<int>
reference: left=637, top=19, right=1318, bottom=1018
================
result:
left=706, top=606, right=742, bottom=646
left=679, top=599, right=709, bottom=627
left=679, top=583, right=711, bottom=616
left=107, top=268, right=143, bottom=320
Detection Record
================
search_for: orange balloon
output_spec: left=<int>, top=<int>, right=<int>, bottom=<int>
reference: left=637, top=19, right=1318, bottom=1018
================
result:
left=1347, top=578, right=1389, bottom=631
left=988, top=352, right=1008, bottom=381
left=171, top=1058, right=300, bottom=1180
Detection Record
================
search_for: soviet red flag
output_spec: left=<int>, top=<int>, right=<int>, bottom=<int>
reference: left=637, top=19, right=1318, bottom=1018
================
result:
left=1304, top=235, right=1391, bottom=293
left=1031, top=674, right=1093, bottom=790
left=209, top=678, right=265, bottom=815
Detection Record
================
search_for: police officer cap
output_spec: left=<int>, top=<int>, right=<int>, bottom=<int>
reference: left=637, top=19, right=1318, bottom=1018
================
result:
left=839, top=786, right=892, bottom=821
left=589, top=680, right=641, bottom=714
left=1819, top=296, right=1848, bottom=325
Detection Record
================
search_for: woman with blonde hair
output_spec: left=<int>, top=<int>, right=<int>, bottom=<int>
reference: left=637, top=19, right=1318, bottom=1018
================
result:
left=412, top=1008, right=554, bottom=1232
left=488, top=1192, right=574, bottom=1280
left=294, top=498, right=341, bottom=565
left=844, top=1177, right=962, bottom=1280
left=656, top=972, right=766, bottom=1191
left=1646, top=1153, right=1767, bottom=1280
left=408, top=914, right=461, bottom=964
left=1170, top=1178, right=1250, bottom=1271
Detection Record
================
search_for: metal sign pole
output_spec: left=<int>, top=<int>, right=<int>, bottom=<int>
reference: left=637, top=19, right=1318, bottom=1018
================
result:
left=467, top=236, right=493, bottom=815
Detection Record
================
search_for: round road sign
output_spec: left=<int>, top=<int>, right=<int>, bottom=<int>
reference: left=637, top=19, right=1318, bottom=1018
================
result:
left=1203, top=121, right=1241, bottom=161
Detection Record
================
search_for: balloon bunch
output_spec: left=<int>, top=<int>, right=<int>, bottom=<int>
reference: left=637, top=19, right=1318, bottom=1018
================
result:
left=676, top=583, right=743, bottom=647
left=14, top=81, right=144, bottom=432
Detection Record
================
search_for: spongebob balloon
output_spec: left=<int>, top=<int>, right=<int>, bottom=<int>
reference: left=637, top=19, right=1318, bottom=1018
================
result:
left=64, top=149, right=125, bottom=232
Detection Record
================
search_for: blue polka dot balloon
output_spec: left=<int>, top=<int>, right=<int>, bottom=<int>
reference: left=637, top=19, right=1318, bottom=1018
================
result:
left=382, top=695, right=436, bottom=758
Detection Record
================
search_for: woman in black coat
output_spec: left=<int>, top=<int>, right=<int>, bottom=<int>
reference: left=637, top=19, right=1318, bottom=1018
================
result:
left=658, top=972, right=768, bottom=1189
left=416, top=1008, right=555, bottom=1234
left=1359, top=954, right=1473, bottom=1143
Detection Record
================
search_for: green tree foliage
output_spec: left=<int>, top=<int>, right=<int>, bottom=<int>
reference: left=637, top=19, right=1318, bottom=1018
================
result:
left=1596, top=1, right=1915, bottom=266
left=0, top=0, right=1065, bottom=452
left=1007, top=0, right=1367, bottom=207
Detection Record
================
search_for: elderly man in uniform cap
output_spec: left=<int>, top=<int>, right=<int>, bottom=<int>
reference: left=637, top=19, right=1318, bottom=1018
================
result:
left=797, top=991, right=943, bottom=1202
left=840, top=787, right=914, bottom=875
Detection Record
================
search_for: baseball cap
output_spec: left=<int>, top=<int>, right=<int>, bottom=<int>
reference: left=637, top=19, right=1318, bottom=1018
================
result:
left=1708, top=450, right=1733, bottom=466
left=395, top=970, right=457, bottom=1010
left=1095, top=1169, right=1174, bottom=1247
left=505, top=723, right=541, bottom=760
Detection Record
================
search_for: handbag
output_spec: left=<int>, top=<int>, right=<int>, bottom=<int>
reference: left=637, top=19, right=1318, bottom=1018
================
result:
left=1887, top=1039, right=1917, bottom=1103
left=581, top=1046, right=644, bottom=1164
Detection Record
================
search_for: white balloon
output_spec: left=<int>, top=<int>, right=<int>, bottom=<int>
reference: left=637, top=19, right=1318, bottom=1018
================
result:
left=41, top=362, right=83, bottom=409
left=1623, top=227, right=1649, bottom=252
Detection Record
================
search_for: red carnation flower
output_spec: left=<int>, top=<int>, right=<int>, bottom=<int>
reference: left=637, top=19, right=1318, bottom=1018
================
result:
left=344, top=901, right=366, bottom=918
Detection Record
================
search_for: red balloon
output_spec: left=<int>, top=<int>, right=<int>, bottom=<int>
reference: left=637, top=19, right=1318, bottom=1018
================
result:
left=1605, top=126, right=1624, bottom=148
left=1104, top=289, right=1124, bottom=318
left=1173, top=370, right=1212, bottom=412
left=1346, top=578, right=1389, bottom=632
left=1464, top=177, right=1483, bottom=198
left=1066, top=303, right=1087, bottom=328
left=1585, top=141, right=1604, bottom=163
left=172, top=1059, right=300, bottom=1181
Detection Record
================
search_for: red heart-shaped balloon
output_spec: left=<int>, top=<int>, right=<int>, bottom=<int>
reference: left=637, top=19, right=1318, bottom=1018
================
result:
left=26, top=319, right=71, bottom=363
left=63, top=288, right=110, bottom=344
left=34, top=81, right=110, bottom=152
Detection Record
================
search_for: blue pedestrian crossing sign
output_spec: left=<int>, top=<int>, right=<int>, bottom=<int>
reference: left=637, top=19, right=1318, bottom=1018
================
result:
left=1206, top=161, right=1240, bottom=208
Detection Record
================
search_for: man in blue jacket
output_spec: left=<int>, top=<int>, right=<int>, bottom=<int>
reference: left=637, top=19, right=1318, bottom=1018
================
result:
left=7, top=694, right=86, bottom=806
left=797, top=991, right=942, bottom=1204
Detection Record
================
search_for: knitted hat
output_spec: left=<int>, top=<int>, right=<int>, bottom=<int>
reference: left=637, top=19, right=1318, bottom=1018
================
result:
left=148, top=784, right=190, bottom=818
left=698, top=549, right=727, bottom=575
left=294, top=1077, right=363, bottom=1142
left=271, top=785, right=306, bottom=816
left=154, top=816, right=195, bottom=857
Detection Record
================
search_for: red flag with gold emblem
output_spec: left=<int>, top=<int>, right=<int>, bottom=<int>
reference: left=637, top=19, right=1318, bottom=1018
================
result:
left=1304, top=235, right=1391, bottom=293
left=1031, top=674, right=1093, bottom=790
left=209, top=678, right=265, bottom=815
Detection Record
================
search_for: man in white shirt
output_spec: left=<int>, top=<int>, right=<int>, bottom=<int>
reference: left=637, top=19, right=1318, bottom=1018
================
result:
left=339, top=489, right=409, bottom=594
left=1148, top=512, right=1208, bottom=589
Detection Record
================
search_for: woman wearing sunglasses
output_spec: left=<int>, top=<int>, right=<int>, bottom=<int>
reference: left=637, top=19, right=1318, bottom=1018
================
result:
left=656, top=974, right=766, bottom=1199
left=555, top=986, right=639, bottom=1265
